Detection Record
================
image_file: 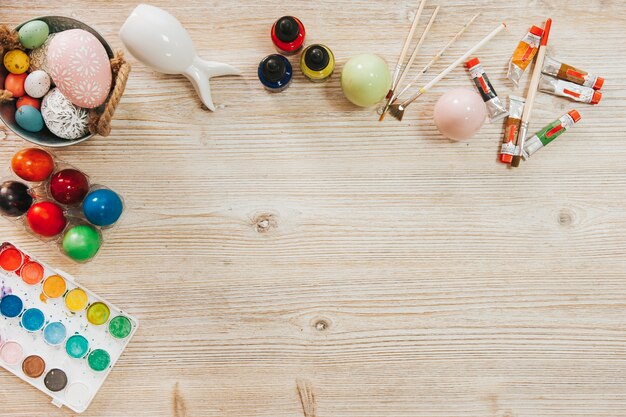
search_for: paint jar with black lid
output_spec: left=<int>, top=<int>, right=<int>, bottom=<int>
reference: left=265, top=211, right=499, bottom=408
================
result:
left=271, top=16, right=305, bottom=55
left=258, top=54, right=293, bottom=92
left=300, top=44, right=335, bottom=82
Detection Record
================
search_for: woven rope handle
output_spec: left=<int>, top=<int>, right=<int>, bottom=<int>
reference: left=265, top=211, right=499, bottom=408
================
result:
left=88, top=50, right=131, bottom=137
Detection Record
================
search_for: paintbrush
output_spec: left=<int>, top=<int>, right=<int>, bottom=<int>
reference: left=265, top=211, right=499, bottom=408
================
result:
left=379, top=6, right=440, bottom=120
left=510, top=18, right=552, bottom=168
left=386, top=0, right=427, bottom=100
left=388, top=22, right=506, bottom=122
left=393, top=13, right=480, bottom=102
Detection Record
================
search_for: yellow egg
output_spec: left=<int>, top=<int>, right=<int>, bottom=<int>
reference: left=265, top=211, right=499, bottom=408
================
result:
left=4, top=50, right=29, bottom=74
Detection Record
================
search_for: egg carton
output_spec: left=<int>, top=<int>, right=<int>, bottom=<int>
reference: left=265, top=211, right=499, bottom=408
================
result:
left=0, top=147, right=124, bottom=262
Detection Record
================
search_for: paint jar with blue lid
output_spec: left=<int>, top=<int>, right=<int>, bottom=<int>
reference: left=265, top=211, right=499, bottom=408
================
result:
left=258, top=54, right=292, bottom=92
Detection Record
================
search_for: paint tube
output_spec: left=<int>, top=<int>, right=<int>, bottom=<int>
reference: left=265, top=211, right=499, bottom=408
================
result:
left=539, top=75, right=602, bottom=104
left=466, top=58, right=508, bottom=122
left=499, top=95, right=525, bottom=164
left=522, top=110, right=581, bottom=160
left=507, top=25, right=543, bottom=87
left=542, top=56, right=604, bottom=90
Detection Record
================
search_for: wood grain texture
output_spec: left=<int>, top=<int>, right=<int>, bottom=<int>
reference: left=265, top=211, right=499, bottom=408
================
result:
left=1, top=0, right=626, bottom=416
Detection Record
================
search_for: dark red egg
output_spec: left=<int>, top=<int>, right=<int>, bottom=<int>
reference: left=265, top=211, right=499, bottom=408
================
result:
left=26, top=201, right=67, bottom=237
left=49, top=169, right=89, bottom=205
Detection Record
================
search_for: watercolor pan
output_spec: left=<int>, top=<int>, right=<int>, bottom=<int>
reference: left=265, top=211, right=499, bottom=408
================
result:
left=0, top=242, right=138, bottom=413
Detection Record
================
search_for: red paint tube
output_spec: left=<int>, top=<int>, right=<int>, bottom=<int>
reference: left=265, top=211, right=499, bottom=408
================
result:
left=539, top=75, right=602, bottom=104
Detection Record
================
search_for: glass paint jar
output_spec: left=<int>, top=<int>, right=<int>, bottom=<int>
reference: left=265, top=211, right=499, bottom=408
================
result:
left=258, top=54, right=292, bottom=92
left=300, top=44, right=334, bottom=82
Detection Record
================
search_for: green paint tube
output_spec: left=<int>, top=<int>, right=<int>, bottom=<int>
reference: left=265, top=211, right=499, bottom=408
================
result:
left=522, top=110, right=581, bottom=160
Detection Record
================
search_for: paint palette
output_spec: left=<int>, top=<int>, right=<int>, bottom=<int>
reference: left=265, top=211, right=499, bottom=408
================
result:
left=0, top=242, right=137, bottom=413
left=1, top=147, right=125, bottom=262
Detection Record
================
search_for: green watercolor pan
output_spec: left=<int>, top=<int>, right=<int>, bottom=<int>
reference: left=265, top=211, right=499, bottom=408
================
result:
left=0, top=242, right=138, bottom=413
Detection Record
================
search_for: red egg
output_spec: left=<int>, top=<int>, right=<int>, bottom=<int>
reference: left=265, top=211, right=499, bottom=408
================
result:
left=49, top=169, right=89, bottom=205
left=11, top=148, right=55, bottom=182
left=4, top=73, right=27, bottom=98
left=16, top=95, right=41, bottom=111
left=26, top=201, right=67, bottom=237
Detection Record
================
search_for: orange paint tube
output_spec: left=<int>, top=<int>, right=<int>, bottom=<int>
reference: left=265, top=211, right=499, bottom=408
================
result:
left=507, top=25, right=543, bottom=87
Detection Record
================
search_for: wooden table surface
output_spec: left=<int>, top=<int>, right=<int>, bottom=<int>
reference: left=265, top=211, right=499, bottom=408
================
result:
left=2, top=1, right=626, bottom=416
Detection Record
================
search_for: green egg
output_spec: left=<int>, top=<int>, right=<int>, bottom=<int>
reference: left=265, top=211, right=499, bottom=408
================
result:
left=62, top=225, right=102, bottom=262
left=18, top=20, right=50, bottom=49
left=340, top=54, right=391, bottom=107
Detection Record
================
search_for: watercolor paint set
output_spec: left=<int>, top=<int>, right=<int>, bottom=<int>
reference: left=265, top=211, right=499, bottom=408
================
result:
left=0, top=147, right=125, bottom=262
left=0, top=242, right=137, bottom=412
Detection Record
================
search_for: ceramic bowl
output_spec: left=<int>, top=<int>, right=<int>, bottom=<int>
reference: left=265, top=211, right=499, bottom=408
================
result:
left=0, top=16, right=113, bottom=148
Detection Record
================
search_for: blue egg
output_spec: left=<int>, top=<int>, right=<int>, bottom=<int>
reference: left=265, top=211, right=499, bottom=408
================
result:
left=15, top=105, right=44, bottom=132
left=82, top=188, right=124, bottom=227
left=0, top=294, right=23, bottom=318
left=44, top=322, right=67, bottom=345
left=21, top=307, right=45, bottom=331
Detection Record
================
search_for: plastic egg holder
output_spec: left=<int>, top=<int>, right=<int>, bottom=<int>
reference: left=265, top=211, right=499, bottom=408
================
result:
left=0, top=16, right=129, bottom=147
left=1, top=147, right=124, bottom=262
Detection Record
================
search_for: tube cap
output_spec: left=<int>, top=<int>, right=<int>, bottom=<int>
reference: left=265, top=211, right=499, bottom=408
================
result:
left=567, top=109, right=581, bottom=123
left=261, top=55, right=287, bottom=83
left=591, top=90, right=602, bottom=105
left=500, top=154, right=513, bottom=164
left=304, top=45, right=330, bottom=71
left=593, top=76, right=605, bottom=90
left=275, top=16, right=300, bottom=43
left=465, top=57, right=480, bottom=69
left=530, top=25, right=544, bottom=37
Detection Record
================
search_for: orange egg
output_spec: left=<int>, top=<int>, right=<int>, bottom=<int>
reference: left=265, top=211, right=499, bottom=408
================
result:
left=16, top=95, right=41, bottom=110
left=4, top=73, right=27, bottom=98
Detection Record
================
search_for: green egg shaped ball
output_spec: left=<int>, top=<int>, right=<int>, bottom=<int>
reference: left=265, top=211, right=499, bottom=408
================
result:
left=62, top=225, right=101, bottom=262
left=340, top=54, right=391, bottom=107
left=18, top=20, right=50, bottom=49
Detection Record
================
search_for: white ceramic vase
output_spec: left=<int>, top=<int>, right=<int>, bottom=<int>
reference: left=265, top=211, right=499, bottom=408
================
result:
left=120, top=4, right=240, bottom=111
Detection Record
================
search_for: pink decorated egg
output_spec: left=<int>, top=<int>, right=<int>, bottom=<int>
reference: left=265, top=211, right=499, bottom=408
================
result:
left=47, top=29, right=111, bottom=109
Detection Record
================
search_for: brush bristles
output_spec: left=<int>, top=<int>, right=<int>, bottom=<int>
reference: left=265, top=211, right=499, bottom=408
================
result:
left=388, top=104, right=406, bottom=121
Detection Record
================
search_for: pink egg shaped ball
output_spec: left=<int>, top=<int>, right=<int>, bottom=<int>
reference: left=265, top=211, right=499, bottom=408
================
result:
left=47, top=29, right=112, bottom=109
left=433, top=88, right=486, bottom=141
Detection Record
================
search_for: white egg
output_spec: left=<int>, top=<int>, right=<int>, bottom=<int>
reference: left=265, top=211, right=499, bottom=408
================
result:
left=24, top=70, right=51, bottom=98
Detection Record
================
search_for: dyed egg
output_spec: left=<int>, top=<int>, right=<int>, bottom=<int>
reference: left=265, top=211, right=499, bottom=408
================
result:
left=15, top=105, right=44, bottom=132
left=11, top=148, right=54, bottom=182
left=62, top=225, right=101, bottom=261
left=3, top=50, right=29, bottom=74
left=4, top=73, right=27, bottom=97
left=82, top=188, right=123, bottom=226
left=433, top=89, right=487, bottom=141
left=24, top=70, right=50, bottom=98
left=16, top=95, right=41, bottom=110
left=340, top=54, right=391, bottom=107
left=48, top=29, right=112, bottom=108
left=41, top=88, right=89, bottom=140
left=49, top=169, right=89, bottom=205
left=0, top=180, right=33, bottom=217
left=26, top=201, right=67, bottom=237
left=29, top=33, right=56, bottom=73
left=18, top=20, right=50, bottom=49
